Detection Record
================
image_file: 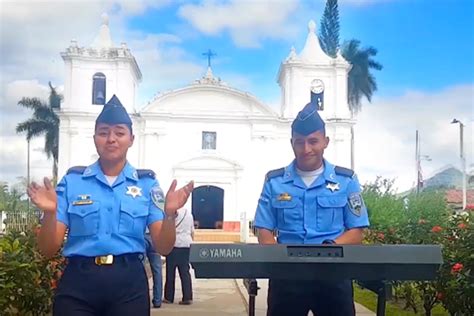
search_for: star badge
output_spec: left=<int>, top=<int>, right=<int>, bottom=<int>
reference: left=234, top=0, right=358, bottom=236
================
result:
left=326, top=182, right=340, bottom=192
left=126, top=186, right=142, bottom=198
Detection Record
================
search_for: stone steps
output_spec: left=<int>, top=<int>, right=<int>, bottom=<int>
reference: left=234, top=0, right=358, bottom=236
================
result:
left=193, top=229, right=241, bottom=242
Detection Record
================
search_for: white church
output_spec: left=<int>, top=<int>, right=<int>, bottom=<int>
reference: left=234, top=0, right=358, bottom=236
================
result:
left=57, top=15, right=355, bottom=233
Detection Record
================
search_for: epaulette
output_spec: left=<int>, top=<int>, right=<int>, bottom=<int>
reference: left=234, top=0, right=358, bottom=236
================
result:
left=334, top=166, right=354, bottom=178
left=265, top=168, right=285, bottom=181
left=137, top=169, right=156, bottom=179
left=67, top=166, right=86, bottom=174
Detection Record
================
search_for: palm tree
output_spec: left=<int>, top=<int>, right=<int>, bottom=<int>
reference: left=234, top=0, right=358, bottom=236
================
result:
left=319, top=0, right=339, bottom=58
left=16, top=82, right=61, bottom=181
left=319, top=0, right=382, bottom=114
left=342, top=40, right=383, bottom=114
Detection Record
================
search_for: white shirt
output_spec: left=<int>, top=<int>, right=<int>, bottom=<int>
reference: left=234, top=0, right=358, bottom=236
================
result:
left=174, top=208, right=194, bottom=248
left=296, top=165, right=324, bottom=187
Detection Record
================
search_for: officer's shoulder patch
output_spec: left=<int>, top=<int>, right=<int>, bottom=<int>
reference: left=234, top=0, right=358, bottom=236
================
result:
left=334, top=166, right=354, bottom=178
left=137, top=169, right=156, bottom=179
left=265, top=168, right=285, bottom=181
left=67, top=166, right=86, bottom=175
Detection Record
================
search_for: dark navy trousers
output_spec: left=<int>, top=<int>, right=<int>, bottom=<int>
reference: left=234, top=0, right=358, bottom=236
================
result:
left=164, top=247, right=193, bottom=303
left=53, top=254, right=149, bottom=316
left=267, top=279, right=355, bottom=316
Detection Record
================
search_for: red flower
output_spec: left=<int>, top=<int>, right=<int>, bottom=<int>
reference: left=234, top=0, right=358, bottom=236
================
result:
left=458, top=223, right=467, bottom=229
left=466, top=204, right=474, bottom=210
left=451, top=263, right=464, bottom=274
left=50, top=279, right=57, bottom=289
left=436, top=292, right=444, bottom=301
left=377, top=232, right=385, bottom=240
left=431, top=226, right=442, bottom=233
left=418, top=219, right=427, bottom=224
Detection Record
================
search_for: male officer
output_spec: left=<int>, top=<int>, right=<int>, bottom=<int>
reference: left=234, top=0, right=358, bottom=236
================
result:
left=27, top=95, right=194, bottom=316
left=253, top=102, right=369, bottom=316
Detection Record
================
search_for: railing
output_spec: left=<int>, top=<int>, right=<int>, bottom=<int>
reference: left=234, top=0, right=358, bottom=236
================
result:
left=2, top=209, right=41, bottom=233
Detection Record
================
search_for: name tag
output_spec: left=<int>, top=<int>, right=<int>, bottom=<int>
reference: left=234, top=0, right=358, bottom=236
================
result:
left=72, top=200, right=93, bottom=206
left=277, top=193, right=292, bottom=201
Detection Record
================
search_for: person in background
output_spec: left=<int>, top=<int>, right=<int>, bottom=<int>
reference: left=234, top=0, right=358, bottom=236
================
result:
left=163, top=207, right=194, bottom=305
left=28, top=95, right=194, bottom=316
left=253, top=102, right=370, bottom=316
left=145, top=228, right=162, bottom=308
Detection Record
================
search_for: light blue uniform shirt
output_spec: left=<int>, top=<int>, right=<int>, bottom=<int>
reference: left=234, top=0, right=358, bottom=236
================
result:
left=56, top=161, right=164, bottom=257
left=254, top=160, right=369, bottom=244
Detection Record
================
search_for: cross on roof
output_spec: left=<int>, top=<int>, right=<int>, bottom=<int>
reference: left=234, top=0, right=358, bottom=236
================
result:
left=202, top=49, right=216, bottom=68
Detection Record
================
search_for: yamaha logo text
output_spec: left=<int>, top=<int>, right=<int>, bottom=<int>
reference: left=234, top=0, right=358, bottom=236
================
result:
left=199, top=248, right=243, bottom=259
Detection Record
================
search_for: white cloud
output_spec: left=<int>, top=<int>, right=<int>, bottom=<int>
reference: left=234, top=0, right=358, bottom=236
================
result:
left=355, top=84, right=474, bottom=192
left=178, top=0, right=301, bottom=48
left=126, top=33, right=204, bottom=107
left=0, top=79, right=53, bottom=185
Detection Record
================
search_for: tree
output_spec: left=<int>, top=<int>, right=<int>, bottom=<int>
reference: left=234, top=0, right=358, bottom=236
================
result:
left=342, top=40, right=383, bottom=113
left=319, top=0, right=382, bottom=114
left=16, top=82, right=61, bottom=181
left=319, top=0, right=340, bottom=58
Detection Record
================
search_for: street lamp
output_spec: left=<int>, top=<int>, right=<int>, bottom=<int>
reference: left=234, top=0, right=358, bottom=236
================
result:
left=451, top=118, right=466, bottom=210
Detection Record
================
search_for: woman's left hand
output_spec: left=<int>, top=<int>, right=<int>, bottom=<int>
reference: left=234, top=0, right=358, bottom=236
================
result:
left=164, top=180, right=194, bottom=216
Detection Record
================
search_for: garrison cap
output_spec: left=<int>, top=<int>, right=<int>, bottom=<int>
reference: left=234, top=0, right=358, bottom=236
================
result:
left=95, top=95, right=132, bottom=132
left=291, top=102, right=325, bottom=136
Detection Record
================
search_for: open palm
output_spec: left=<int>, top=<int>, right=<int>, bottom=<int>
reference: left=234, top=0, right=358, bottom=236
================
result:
left=27, top=177, right=57, bottom=213
left=164, top=180, right=194, bottom=215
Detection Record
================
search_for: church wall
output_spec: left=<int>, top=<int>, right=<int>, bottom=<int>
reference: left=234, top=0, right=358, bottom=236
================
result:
left=134, top=115, right=295, bottom=224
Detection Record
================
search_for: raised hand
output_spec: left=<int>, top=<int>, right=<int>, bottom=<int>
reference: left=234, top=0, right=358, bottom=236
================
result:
left=164, top=180, right=194, bottom=216
left=27, top=177, right=57, bottom=213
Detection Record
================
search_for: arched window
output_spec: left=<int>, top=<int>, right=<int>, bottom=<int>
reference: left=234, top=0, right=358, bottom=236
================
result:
left=92, top=72, right=106, bottom=105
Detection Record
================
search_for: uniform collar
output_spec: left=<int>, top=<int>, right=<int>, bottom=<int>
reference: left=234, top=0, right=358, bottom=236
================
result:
left=322, top=160, right=338, bottom=184
left=283, top=159, right=337, bottom=189
left=82, top=160, right=138, bottom=186
left=282, top=161, right=306, bottom=189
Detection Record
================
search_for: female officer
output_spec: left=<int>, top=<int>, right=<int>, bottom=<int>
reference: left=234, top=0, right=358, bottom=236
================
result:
left=27, top=95, right=194, bottom=316
left=253, top=102, right=370, bottom=316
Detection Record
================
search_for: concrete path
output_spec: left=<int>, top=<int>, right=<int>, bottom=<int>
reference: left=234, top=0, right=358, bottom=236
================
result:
left=149, top=265, right=374, bottom=315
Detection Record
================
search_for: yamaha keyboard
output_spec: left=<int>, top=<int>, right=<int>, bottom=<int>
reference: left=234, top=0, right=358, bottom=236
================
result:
left=190, top=243, right=443, bottom=280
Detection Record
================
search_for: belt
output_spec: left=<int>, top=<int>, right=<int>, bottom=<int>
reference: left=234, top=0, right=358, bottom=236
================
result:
left=68, top=253, right=143, bottom=266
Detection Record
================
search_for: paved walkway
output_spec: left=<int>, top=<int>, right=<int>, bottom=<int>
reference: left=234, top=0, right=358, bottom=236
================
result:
left=148, top=264, right=375, bottom=315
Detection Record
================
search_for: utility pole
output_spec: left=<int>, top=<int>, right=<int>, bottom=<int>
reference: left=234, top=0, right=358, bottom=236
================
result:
left=27, top=136, right=30, bottom=211
left=451, top=119, right=466, bottom=210
left=416, top=130, right=421, bottom=194
left=415, top=130, right=431, bottom=194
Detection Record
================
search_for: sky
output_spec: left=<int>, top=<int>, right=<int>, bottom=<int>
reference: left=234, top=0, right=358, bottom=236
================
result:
left=0, top=0, right=473, bottom=193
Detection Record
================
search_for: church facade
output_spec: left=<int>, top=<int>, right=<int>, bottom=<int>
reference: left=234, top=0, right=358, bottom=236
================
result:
left=57, top=16, right=355, bottom=233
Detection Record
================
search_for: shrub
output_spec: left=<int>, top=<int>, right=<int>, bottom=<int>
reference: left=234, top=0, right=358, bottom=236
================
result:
left=362, top=179, right=474, bottom=315
left=0, top=226, right=65, bottom=315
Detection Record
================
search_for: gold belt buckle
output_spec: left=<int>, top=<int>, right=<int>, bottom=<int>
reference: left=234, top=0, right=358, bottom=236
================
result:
left=94, top=255, right=114, bottom=265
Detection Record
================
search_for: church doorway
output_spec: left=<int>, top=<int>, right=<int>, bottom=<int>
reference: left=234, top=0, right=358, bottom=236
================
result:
left=191, top=185, right=224, bottom=229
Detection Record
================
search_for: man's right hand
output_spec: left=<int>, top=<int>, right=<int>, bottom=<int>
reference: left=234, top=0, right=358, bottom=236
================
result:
left=27, top=177, right=57, bottom=213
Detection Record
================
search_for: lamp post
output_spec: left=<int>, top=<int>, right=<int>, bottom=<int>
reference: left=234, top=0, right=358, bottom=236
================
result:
left=451, top=119, right=466, bottom=210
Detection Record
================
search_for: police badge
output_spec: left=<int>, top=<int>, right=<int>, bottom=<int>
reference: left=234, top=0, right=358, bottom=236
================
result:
left=151, top=186, right=165, bottom=210
left=348, top=193, right=363, bottom=216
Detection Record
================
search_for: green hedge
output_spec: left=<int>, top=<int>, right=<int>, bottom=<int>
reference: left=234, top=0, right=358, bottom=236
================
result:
left=362, top=178, right=473, bottom=316
left=0, top=226, right=65, bottom=315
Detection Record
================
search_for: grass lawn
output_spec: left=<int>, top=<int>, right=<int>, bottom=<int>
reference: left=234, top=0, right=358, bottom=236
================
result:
left=354, top=284, right=449, bottom=316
